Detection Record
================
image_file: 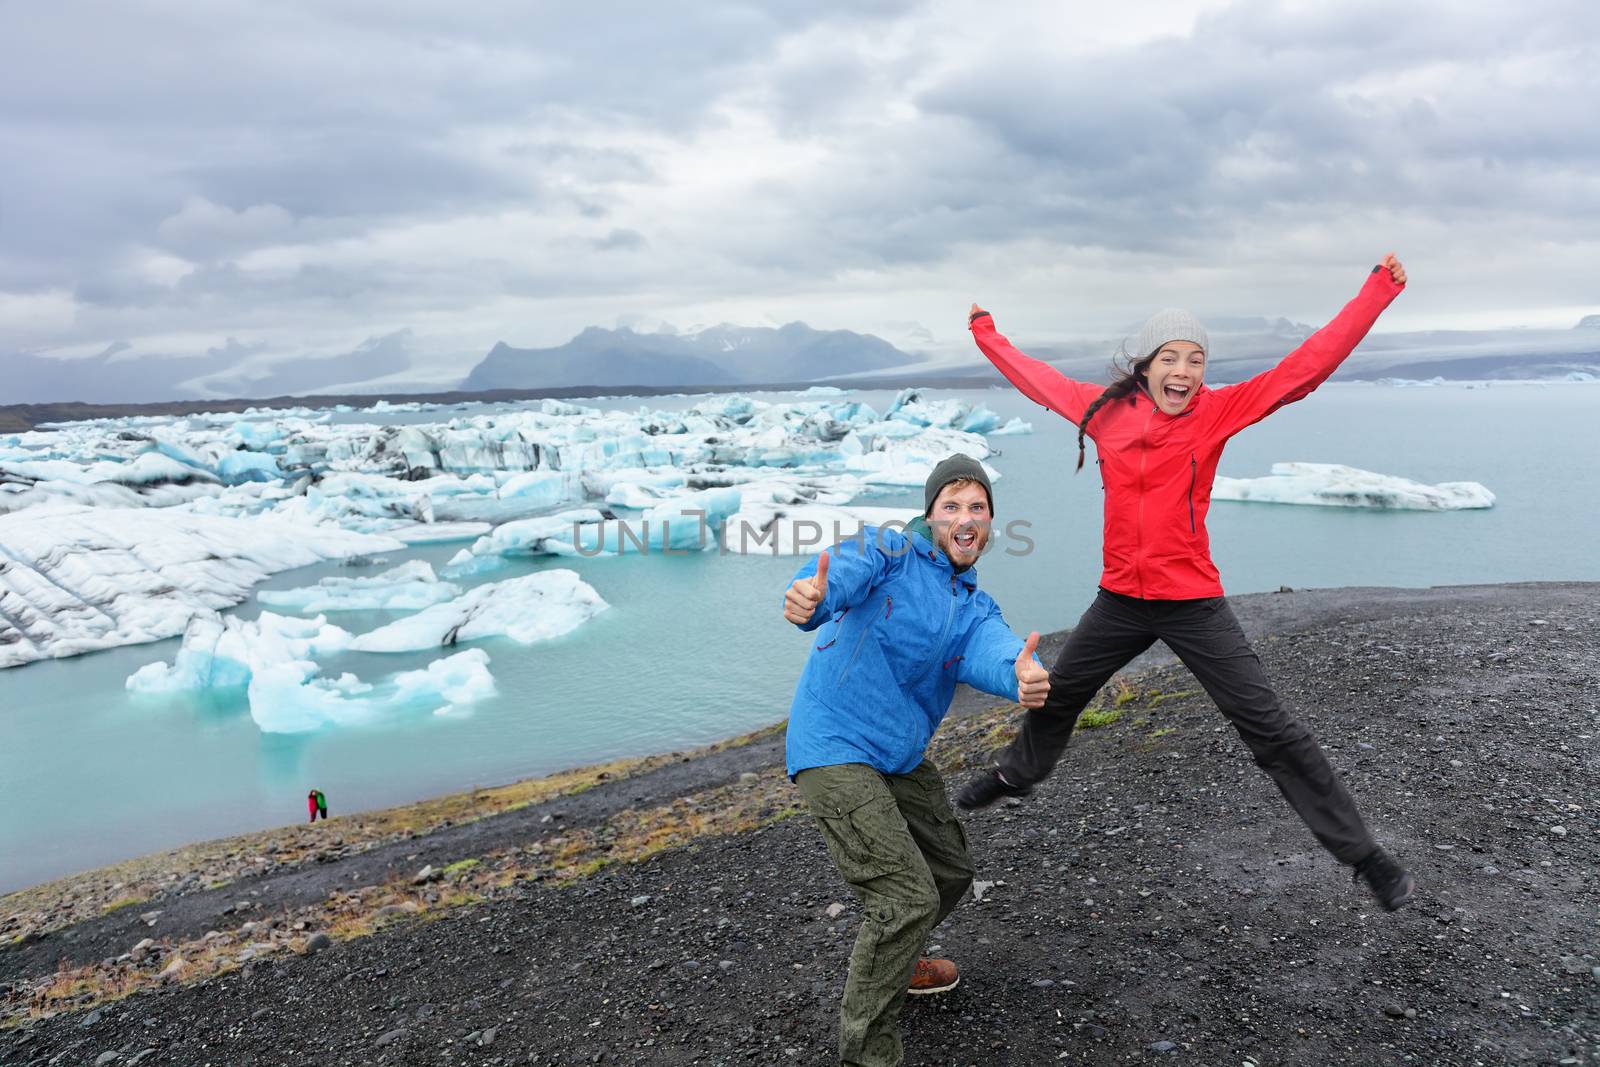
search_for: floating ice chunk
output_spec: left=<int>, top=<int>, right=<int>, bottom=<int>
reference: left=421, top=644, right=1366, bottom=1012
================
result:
left=258, top=561, right=463, bottom=612
left=798, top=385, right=849, bottom=396
left=246, top=662, right=380, bottom=733
left=217, top=451, right=282, bottom=485
left=722, top=506, right=915, bottom=555
left=126, top=611, right=353, bottom=692
left=1212, top=463, right=1495, bottom=510
left=0, top=506, right=402, bottom=668
left=385, top=521, right=493, bottom=544
left=229, top=421, right=284, bottom=450
left=350, top=570, right=608, bottom=652
left=497, top=469, right=575, bottom=507
left=440, top=551, right=511, bottom=580
left=392, top=649, right=497, bottom=712
left=988, top=417, right=1034, bottom=436
left=572, top=486, right=743, bottom=555
left=468, top=508, right=607, bottom=558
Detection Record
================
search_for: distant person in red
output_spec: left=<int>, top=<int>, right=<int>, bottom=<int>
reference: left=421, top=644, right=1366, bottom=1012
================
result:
left=307, top=789, right=328, bottom=822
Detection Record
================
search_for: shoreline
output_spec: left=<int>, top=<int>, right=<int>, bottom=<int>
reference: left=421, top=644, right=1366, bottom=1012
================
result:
left=2, top=579, right=1595, bottom=1061
left=9, top=577, right=1589, bottom=909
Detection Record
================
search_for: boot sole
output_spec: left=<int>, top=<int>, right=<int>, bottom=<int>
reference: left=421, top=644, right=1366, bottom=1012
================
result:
left=907, top=976, right=960, bottom=996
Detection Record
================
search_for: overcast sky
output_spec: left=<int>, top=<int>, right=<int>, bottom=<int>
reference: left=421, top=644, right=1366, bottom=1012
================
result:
left=3, top=0, right=1597, bottom=392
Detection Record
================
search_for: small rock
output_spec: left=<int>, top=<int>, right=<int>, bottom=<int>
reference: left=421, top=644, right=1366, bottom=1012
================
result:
left=1404, top=1008, right=1417, bottom=1019
left=1357, top=742, right=1376, bottom=750
left=158, top=956, right=186, bottom=981
left=1550, top=825, right=1568, bottom=838
left=1381, top=1004, right=1407, bottom=1018
left=252, top=1008, right=271, bottom=1021
left=479, top=1026, right=498, bottom=1047
left=824, top=903, right=847, bottom=919
left=413, top=865, right=441, bottom=885
left=1559, top=955, right=1588, bottom=974
left=127, top=1052, right=157, bottom=1066
left=1482, top=865, right=1500, bottom=875
left=739, top=772, right=760, bottom=783
left=971, top=880, right=998, bottom=903
left=630, top=895, right=652, bottom=907
left=1149, top=1040, right=1178, bottom=1053
left=1002, top=797, right=1025, bottom=808
left=375, top=1028, right=407, bottom=1047
left=1031, top=978, right=1056, bottom=988
left=139, top=911, right=162, bottom=927
left=95, top=1052, right=121, bottom=1066
left=718, top=959, right=736, bottom=972
left=79, top=1009, right=103, bottom=1028
left=305, top=932, right=333, bottom=955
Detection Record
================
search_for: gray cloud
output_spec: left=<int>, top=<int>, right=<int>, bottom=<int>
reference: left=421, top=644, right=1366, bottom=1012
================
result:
left=2, top=0, right=1597, bottom=401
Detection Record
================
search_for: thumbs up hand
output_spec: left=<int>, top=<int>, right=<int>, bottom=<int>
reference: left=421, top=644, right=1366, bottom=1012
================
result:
left=784, top=551, right=830, bottom=625
left=1015, top=631, right=1050, bottom=708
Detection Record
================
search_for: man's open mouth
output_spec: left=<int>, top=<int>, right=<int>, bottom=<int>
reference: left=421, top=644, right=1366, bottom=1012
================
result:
left=952, top=529, right=979, bottom=552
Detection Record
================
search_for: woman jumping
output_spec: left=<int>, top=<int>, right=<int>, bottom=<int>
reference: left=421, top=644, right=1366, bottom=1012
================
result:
left=957, top=255, right=1415, bottom=911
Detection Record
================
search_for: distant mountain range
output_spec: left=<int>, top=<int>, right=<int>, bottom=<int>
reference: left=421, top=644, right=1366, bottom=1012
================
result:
left=5, top=315, right=1598, bottom=407
left=461, top=322, right=910, bottom=390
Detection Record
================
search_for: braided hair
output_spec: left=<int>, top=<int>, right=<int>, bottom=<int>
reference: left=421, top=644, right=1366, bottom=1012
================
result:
left=1075, top=348, right=1157, bottom=472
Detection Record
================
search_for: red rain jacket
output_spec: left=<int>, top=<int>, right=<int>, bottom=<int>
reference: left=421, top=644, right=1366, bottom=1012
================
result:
left=971, top=267, right=1404, bottom=600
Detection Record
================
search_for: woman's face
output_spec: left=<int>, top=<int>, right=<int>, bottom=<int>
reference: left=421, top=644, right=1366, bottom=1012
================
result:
left=1146, top=341, right=1206, bottom=415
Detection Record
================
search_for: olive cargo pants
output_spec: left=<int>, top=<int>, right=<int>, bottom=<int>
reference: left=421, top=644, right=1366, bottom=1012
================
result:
left=794, top=759, right=974, bottom=1067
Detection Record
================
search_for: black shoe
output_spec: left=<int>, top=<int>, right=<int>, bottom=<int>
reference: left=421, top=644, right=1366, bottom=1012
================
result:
left=1354, top=847, right=1416, bottom=911
left=955, top=768, right=1032, bottom=811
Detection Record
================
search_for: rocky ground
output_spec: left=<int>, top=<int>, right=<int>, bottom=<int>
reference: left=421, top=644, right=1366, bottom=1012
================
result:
left=2, top=582, right=1597, bottom=1066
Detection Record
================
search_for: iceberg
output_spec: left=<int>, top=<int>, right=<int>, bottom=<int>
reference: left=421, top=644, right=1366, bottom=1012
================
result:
left=722, top=505, right=915, bottom=555
left=0, top=506, right=404, bottom=668
left=989, top=417, right=1034, bottom=436
left=126, top=611, right=354, bottom=693
left=127, top=612, right=494, bottom=731
left=350, top=570, right=608, bottom=652
left=257, top=561, right=462, bottom=612
left=1212, top=463, right=1495, bottom=511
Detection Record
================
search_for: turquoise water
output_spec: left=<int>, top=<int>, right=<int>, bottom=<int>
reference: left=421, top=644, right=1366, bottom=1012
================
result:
left=3, top=382, right=1597, bottom=892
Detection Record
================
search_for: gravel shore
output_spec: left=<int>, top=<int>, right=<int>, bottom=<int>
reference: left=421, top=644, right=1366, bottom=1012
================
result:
left=3, top=582, right=1597, bottom=1065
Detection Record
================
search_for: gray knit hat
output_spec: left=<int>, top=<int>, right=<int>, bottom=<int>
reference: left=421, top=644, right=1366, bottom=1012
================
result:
left=1134, top=309, right=1208, bottom=360
left=923, top=453, right=993, bottom=517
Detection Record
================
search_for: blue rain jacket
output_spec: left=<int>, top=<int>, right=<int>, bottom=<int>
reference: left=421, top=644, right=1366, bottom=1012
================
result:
left=785, top=519, right=1034, bottom=777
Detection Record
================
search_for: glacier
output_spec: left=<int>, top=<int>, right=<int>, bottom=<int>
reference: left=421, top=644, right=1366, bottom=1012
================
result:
left=1, top=389, right=1024, bottom=667
left=1212, top=463, right=1495, bottom=511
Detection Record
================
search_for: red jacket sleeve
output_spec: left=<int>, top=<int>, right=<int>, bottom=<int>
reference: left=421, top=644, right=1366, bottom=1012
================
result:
left=969, top=313, right=1105, bottom=427
left=1207, top=267, right=1404, bottom=438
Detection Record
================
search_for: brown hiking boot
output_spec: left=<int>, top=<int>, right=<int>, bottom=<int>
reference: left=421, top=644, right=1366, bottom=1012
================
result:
left=907, top=957, right=960, bottom=995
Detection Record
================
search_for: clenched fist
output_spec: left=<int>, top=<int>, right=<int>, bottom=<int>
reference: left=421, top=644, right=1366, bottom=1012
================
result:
left=1015, top=631, right=1050, bottom=708
left=784, top=551, right=829, bottom=625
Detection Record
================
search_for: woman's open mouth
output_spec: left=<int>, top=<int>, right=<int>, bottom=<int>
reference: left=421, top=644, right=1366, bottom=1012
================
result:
left=1163, top=383, right=1191, bottom=405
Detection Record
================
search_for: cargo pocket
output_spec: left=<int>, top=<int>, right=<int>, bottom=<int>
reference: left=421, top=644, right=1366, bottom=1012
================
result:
left=801, top=773, right=909, bottom=884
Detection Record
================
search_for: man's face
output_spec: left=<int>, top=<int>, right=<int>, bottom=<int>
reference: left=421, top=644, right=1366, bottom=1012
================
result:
left=929, top=481, right=992, bottom=567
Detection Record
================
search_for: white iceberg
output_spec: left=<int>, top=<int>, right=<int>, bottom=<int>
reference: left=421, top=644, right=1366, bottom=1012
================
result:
left=0, top=506, right=404, bottom=669
left=126, top=611, right=354, bottom=693
left=989, top=417, right=1034, bottom=436
left=127, top=611, right=494, bottom=731
left=350, top=570, right=608, bottom=652
left=1212, top=463, right=1495, bottom=511
left=257, top=561, right=462, bottom=612
left=722, top=505, right=915, bottom=555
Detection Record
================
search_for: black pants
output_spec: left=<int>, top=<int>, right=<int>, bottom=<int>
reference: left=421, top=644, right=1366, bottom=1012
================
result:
left=997, top=588, right=1376, bottom=866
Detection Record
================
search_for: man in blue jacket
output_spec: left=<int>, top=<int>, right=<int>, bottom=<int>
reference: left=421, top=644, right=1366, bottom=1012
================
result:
left=783, top=453, right=1049, bottom=1067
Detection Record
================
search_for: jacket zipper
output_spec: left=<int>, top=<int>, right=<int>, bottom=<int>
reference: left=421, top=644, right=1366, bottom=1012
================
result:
left=1135, top=405, right=1156, bottom=598
left=1188, top=454, right=1197, bottom=535
left=914, top=575, right=961, bottom=679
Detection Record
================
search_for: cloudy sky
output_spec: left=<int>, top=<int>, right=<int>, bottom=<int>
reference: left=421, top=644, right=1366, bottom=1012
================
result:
left=3, top=0, right=1597, bottom=397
